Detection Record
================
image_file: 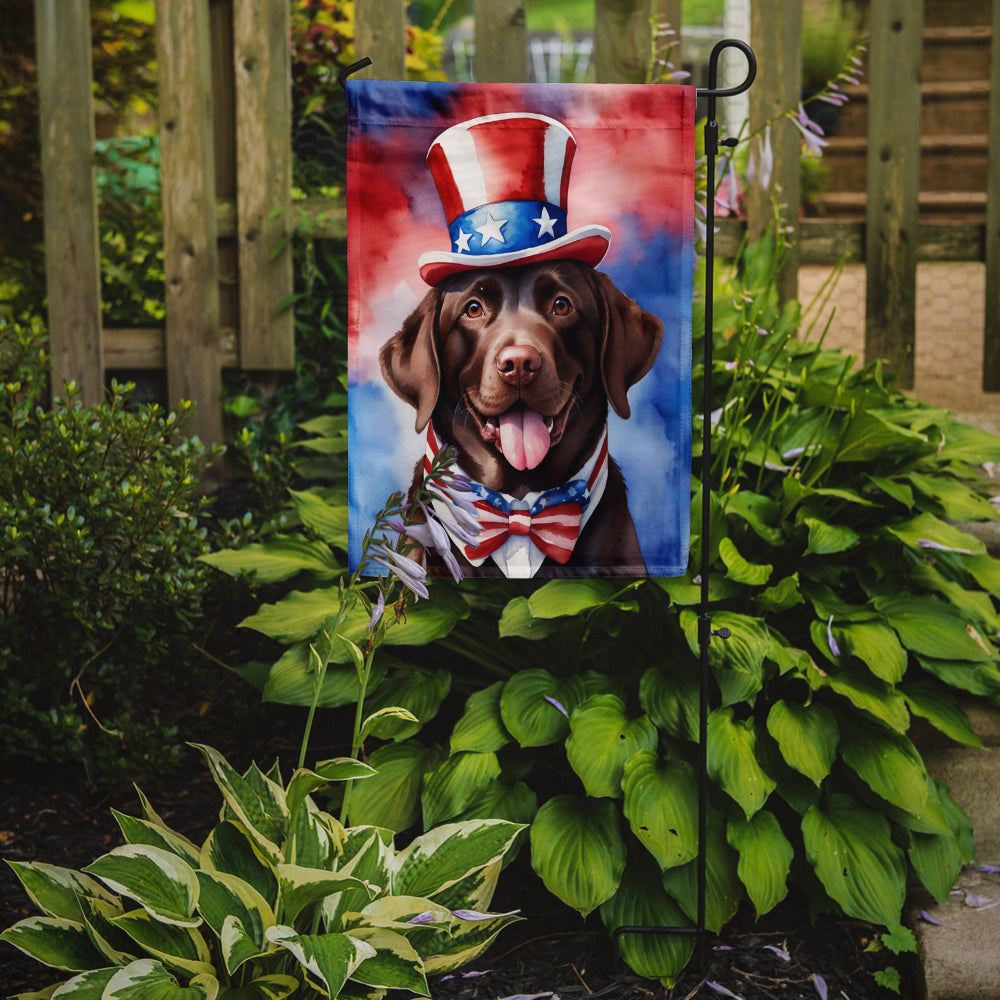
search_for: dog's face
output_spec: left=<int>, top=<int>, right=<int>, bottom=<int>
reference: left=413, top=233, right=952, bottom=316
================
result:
left=380, top=260, right=663, bottom=495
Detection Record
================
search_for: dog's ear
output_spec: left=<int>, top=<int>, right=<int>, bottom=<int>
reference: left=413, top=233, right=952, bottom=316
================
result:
left=594, top=270, right=664, bottom=419
left=379, top=289, right=442, bottom=432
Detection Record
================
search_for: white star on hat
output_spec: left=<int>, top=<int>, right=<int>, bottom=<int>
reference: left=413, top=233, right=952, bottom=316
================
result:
left=475, top=212, right=508, bottom=247
left=454, top=228, right=472, bottom=253
left=533, top=206, right=557, bottom=239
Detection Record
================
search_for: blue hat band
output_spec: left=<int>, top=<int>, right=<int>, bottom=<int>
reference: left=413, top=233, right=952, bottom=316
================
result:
left=449, top=201, right=567, bottom=257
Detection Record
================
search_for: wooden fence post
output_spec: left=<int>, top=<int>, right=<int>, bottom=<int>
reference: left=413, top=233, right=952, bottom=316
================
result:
left=355, top=0, right=407, bottom=80
left=594, top=0, right=654, bottom=83
left=233, top=0, right=294, bottom=370
left=864, top=0, right=923, bottom=389
left=157, top=0, right=223, bottom=445
left=474, top=0, right=527, bottom=82
left=983, top=0, right=1000, bottom=390
left=34, top=0, right=104, bottom=405
left=746, top=0, right=801, bottom=306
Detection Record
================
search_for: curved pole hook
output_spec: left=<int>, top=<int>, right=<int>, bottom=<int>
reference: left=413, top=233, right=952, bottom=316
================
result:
left=337, top=57, right=373, bottom=90
left=697, top=38, right=757, bottom=99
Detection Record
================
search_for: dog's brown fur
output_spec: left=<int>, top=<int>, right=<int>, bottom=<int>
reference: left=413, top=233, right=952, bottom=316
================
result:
left=379, top=260, right=663, bottom=576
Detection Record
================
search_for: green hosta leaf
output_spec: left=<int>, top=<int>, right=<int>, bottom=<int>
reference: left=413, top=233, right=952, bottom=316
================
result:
left=200, top=535, right=341, bottom=584
left=835, top=410, right=927, bottom=463
left=112, top=812, right=201, bottom=868
left=216, top=975, right=299, bottom=999
left=866, top=474, right=914, bottom=509
left=901, top=680, right=982, bottom=748
left=359, top=706, right=421, bottom=742
left=191, top=746, right=287, bottom=863
left=707, top=708, right=776, bottom=819
left=0, top=916, right=107, bottom=971
left=285, top=759, right=376, bottom=822
left=724, top=490, right=784, bottom=546
left=421, top=751, right=502, bottom=828
left=288, top=488, right=348, bottom=544
left=530, top=795, right=626, bottom=917
left=835, top=621, right=907, bottom=684
left=810, top=661, right=910, bottom=732
left=727, top=811, right=793, bottom=918
left=803, top=517, right=859, bottom=556
left=886, top=512, right=985, bottom=556
left=909, top=827, right=966, bottom=905
left=499, top=670, right=584, bottom=747
left=916, top=655, right=1000, bottom=697
left=681, top=610, right=771, bottom=706
left=639, top=664, right=699, bottom=742
left=195, top=871, right=274, bottom=974
left=839, top=718, right=929, bottom=817
left=661, top=810, right=741, bottom=933
left=346, top=926, right=428, bottom=994
left=111, top=908, right=214, bottom=978
left=83, top=846, right=200, bottom=928
left=265, top=926, right=375, bottom=997
left=911, top=562, right=1000, bottom=632
left=260, top=643, right=386, bottom=709
left=966, top=553, right=1000, bottom=597
left=907, top=472, right=999, bottom=521
left=453, top=779, right=538, bottom=827
left=450, top=682, right=511, bottom=754
left=566, top=695, right=658, bottom=798
left=103, top=959, right=218, bottom=999
left=362, top=667, right=451, bottom=740
left=874, top=594, right=995, bottom=662
left=765, top=700, right=838, bottom=786
left=200, top=822, right=278, bottom=910
left=599, top=853, right=694, bottom=987
left=621, top=751, right=699, bottom=871
left=277, top=865, right=374, bottom=925
left=347, top=740, right=442, bottom=832
left=655, top=572, right=737, bottom=606
left=935, top=421, right=1000, bottom=464
left=718, top=537, right=772, bottom=585
left=497, top=596, right=565, bottom=639
left=802, top=793, right=906, bottom=926
left=4, top=862, right=118, bottom=922
left=392, top=820, right=524, bottom=901
left=755, top=573, right=805, bottom=614
left=527, top=579, right=620, bottom=618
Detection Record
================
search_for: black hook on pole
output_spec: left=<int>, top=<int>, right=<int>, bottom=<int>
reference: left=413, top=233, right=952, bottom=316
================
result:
left=338, top=57, right=373, bottom=90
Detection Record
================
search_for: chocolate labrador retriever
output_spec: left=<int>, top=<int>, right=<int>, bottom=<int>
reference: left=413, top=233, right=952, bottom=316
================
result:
left=379, top=259, right=663, bottom=577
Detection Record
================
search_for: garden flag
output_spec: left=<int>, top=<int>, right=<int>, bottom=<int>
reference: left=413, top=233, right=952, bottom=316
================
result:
left=346, top=80, right=695, bottom=579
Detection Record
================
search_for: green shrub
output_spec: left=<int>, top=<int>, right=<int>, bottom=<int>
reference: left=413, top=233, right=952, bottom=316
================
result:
left=0, top=317, right=221, bottom=784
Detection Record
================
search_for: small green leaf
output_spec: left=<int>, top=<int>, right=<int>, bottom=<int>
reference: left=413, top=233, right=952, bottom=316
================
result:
left=527, top=579, right=620, bottom=618
left=765, top=700, right=838, bottom=786
left=499, top=670, right=583, bottom=747
left=875, top=594, right=995, bottom=662
left=727, top=811, right=793, bottom=917
left=346, top=740, right=441, bottom=832
left=450, top=682, right=511, bottom=754
left=707, top=707, right=776, bottom=819
left=803, top=517, right=859, bottom=555
left=718, top=537, right=773, bottom=585
left=200, top=535, right=341, bottom=584
left=421, top=751, right=502, bottom=828
left=639, top=664, right=699, bottom=743
left=838, top=718, right=929, bottom=817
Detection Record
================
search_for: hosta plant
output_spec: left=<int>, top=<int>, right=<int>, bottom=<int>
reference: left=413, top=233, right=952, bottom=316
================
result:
left=1, top=743, right=523, bottom=999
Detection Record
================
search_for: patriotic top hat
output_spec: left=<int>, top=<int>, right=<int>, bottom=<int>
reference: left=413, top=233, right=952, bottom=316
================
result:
left=418, top=113, right=612, bottom=286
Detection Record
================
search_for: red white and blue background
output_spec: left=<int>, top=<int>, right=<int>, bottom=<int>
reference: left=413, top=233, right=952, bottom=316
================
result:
left=346, top=80, right=695, bottom=578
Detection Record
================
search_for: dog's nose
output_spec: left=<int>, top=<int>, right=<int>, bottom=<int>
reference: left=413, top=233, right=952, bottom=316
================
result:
left=496, top=345, right=542, bottom=386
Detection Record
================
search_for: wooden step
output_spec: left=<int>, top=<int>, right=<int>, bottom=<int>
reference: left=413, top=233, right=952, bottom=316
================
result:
left=812, top=190, right=987, bottom=222
left=922, top=0, right=991, bottom=28
left=922, top=25, right=993, bottom=83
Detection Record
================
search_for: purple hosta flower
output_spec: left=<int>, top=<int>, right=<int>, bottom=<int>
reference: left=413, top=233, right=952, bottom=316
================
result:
left=544, top=695, right=569, bottom=718
left=919, top=909, right=958, bottom=929
left=496, top=994, right=558, bottom=1000
left=827, top=616, right=841, bottom=657
left=979, top=864, right=1000, bottom=874
left=367, top=590, right=385, bottom=631
left=451, top=908, right=521, bottom=921
left=791, top=104, right=829, bottom=156
left=407, top=911, right=438, bottom=925
left=715, top=158, right=741, bottom=215
left=391, top=502, right=465, bottom=582
left=917, top=538, right=973, bottom=555
left=763, top=944, right=791, bottom=962
left=425, top=482, right=481, bottom=538
left=706, top=983, right=742, bottom=999
left=371, top=543, right=429, bottom=600
left=812, top=974, right=828, bottom=1000
left=746, top=124, right=774, bottom=190
left=441, top=970, right=493, bottom=982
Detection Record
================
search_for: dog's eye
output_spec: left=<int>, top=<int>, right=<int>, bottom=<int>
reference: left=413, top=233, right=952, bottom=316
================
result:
left=552, top=296, right=574, bottom=317
left=463, top=300, right=484, bottom=319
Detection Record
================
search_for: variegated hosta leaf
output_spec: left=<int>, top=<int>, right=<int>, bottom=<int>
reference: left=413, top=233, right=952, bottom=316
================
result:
left=285, top=760, right=375, bottom=824
left=102, top=958, right=218, bottom=999
left=420, top=751, right=502, bottom=829
left=191, top=746, right=288, bottom=863
left=661, top=810, right=742, bottom=934
left=213, top=974, right=299, bottom=999
left=727, top=810, right=793, bottom=917
left=195, top=870, right=274, bottom=974
left=838, top=718, right=929, bottom=817
left=44, top=966, right=118, bottom=997
left=83, top=845, right=200, bottom=928
left=112, top=810, right=202, bottom=868
left=77, top=894, right=136, bottom=966
left=276, top=864, right=375, bottom=925
left=599, top=853, right=694, bottom=987
left=0, top=916, right=107, bottom=972
left=450, top=681, right=511, bottom=754
left=265, top=926, right=375, bottom=998
left=621, top=751, right=699, bottom=871
left=420, top=859, right=501, bottom=917
left=322, top=829, right=393, bottom=931
left=344, top=926, right=429, bottom=995
left=110, top=908, right=214, bottom=979
left=288, top=801, right=343, bottom=870
left=346, top=740, right=442, bottom=832
left=421, top=906, right=523, bottom=975
left=565, top=695, right=658, bottom=799
left=765, top=700, right=838, bottom=786
left=391, top=820, right=524, bottom=901
left=361, top=667, right=451, bottom=741
left=499, top=669, right=584, bottom=747
left=802, top=793, right=906, bottom=926
left=529, top=795, right=626, bottom=917
left=706, top=707, right=776, bottom=819
left=200, top=822, right=278, bottom=910
left=4, top=861, right=118, bottom=922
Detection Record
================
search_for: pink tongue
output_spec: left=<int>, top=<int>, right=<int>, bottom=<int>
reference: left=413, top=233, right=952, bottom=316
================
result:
left=497, top=407, right=551, bottom=470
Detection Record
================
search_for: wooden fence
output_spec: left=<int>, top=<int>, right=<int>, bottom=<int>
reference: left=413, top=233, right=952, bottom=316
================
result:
left=33, top=0, right=1000, bottom=445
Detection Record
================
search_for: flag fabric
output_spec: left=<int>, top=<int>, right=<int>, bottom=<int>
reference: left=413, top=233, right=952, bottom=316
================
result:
left=346, top=80, right=695, bottom=579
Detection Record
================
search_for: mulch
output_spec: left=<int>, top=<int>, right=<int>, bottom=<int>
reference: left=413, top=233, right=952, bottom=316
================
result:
left=1, top=741, right=914, bottom=1000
